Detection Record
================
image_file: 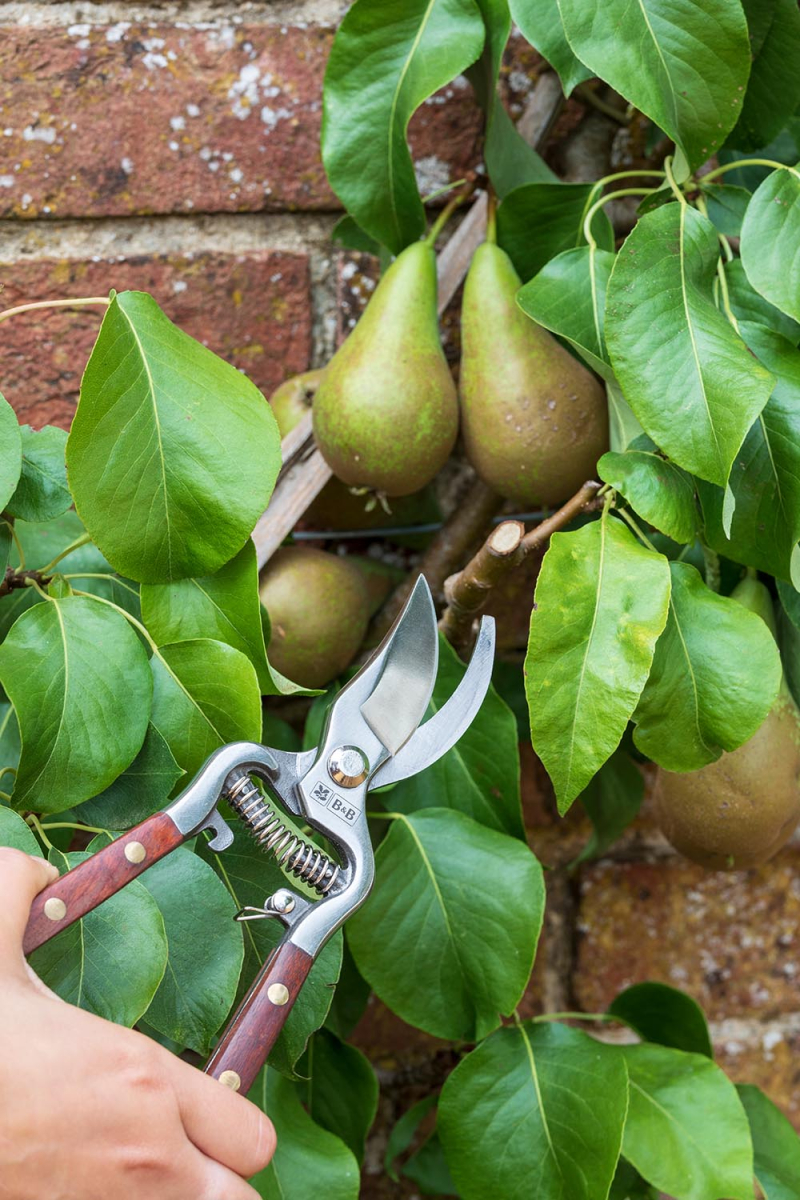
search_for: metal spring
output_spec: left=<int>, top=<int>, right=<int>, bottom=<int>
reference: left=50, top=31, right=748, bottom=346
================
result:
left=225, top=775, right=340, bottom=896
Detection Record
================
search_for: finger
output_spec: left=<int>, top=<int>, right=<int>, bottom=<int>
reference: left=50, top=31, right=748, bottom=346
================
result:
left=0, top=848, right=59, bottom=960
left=168, top=1054, right=276, bottom=1179
left=199, top=1156, right=265, bottom=1200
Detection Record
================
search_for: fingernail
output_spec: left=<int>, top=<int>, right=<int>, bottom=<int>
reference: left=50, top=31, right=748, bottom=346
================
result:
left=31, top=856, right=60, bottom=880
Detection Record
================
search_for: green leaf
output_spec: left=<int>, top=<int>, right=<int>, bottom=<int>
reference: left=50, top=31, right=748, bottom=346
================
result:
left=608, top=982, right=713, bottom=1058
left=0, top=804, right=40, bottom=854
left=29, top=847, right=168, bottom=1027
left=199, top=820, right=342, bottom=1077
left=348, top=808, right=544, bottom=1040
left=66, top=291, right=281, bottom=584
left=139, top=848, right=243, bottom=1055
left=741, top=166, right=800, bottom=324
left=403, top=1132, right=457, bottom=1195
left=297, top=1029, right=378, bottom=1162
left=73, top=724, right=184, bottom=830
left=698, top=323, right=800, bottom=585
left=385, top=1095, right=439, bottom=1182
left=526, top=512, right=671, bottom=813
left=249, top=1068, right=360, bottom=1200
left=700, top=183, right=751, bottom=238
left=606, top=203, right=775, bottom=487
left=724, top=259, right=800, bottom=345
left=260, top=607, right=322, bottom=697
left=517, top=246, right=617, bottom=382
left=150, top=638, right=261, bottom=781
left=6, top=425, right=71, bottom=523
left=727, top=0, right=800, bottom=152
left=609, top=1161, right=659, bottom=1199
left=498, top=183, right=614, bottom=283
left=330, top=214, right=382, bottom=256
left=557, top=0, right=751, bottom=171
left=325, top=937, right=370, bottom=1040
left=389, top=635, right=524, bottom=837
left=633, top=561, right=782, bottom=770
left=261, top=709, right=302, bottom=754
left=321, top=0, right=485, bottom=254
left=737, top=1083, right=800, bottom=1200
left=573, top=748, right=644, bottom=866
left=0, top=594, right=152, bottom=813
left=142, top=541, right=281, bottom=694
left=598, top=451, right=697, bottom=544
left=510, top=0, right=591, bottom=94
left=468, top=0, right=556, bottom=198
left=439, top=1022, right=629, bottom=1200
left=0, top=394, right=22, bottom=512
left=621, top=1042, right=754, bottom=1200
left=0, top=700, right=20, bottom=782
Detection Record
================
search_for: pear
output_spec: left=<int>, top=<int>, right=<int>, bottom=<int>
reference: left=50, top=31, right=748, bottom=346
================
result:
left=313, top=242, right=458, bottom=497
left=654, top=577, right=800, bottom=870
left=259, top=547, right=370, bottom=688
left=459, top=242, right=607, bottom=507
left=269, top=368, right=325, bottom=437
left=267, top=371, right=440, bottom=535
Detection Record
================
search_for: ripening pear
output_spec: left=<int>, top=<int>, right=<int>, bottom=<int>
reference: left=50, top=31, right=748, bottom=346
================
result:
left=259, top=547, right=370, bottom=688
left=459, top=242, right=607, bottom=507
left=655, top=577, right=800, bottom=870
left=313, top=242, right=458, bottom=497
left=269, top=368, right=325, bottom=437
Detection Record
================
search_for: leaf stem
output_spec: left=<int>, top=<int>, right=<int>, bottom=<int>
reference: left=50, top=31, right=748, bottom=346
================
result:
left=582, top=188, right=654, bottom=251
left=70, top=588, right=158, bottom=653
left=422, top=177, right=466, bottom=205
left=698, top=158, right=791, bottom=184
left=663, top=156, right=687, bottom=207
left=38, top=532, right=92, bottom=575
left=0, top=766, right=16, bottom=785
left=366, top=810, right=396, bottom=821
left=7, top=521, right=25, bottom=570
left=41, top=820, right=111, bottom=836
left=617, top=507, right=659, bottom=553
left=64, top=573, right=139, bottom=597
left=715, top=256, right=740, bottom=333
left=486, top=189, right=497, bottom=245
left=27, top=578, right=53, bottom=603
left=0, top=790, right=11, bottom=803
left=0, top=296, right=109, bottom=326
left=26, top=812, right=54, bottom=852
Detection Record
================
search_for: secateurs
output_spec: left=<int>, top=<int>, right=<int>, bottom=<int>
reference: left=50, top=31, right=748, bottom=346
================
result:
left=22, top=577, right=495, bottom=1096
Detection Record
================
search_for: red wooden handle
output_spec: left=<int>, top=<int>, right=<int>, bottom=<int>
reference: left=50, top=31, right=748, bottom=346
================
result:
left=204, top=939, right=313, bottom=1095
left=23, top=812, right=185, bottom=955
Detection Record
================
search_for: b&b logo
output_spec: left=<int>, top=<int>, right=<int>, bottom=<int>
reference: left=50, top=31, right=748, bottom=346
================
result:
left=310, top=782, right=357, bottom=824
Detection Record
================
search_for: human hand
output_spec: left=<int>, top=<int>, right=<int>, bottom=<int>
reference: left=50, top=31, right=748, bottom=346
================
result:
left=0, top=848, right=275, bottom=1199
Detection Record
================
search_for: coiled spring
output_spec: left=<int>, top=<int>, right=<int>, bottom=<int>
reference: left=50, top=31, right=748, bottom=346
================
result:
left=225, top=775, right=340, bottom=896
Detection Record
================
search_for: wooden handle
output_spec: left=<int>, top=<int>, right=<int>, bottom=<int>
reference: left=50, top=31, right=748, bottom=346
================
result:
left=23, top=812, right=185, bottom=955
left=204, top=939, right=313, bottom=1095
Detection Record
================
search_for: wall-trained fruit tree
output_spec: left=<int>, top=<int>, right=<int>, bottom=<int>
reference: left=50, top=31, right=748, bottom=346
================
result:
left=2, top=0, right=800, bottom=1197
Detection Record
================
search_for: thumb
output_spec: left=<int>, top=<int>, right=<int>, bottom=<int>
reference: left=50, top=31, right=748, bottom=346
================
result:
left=0, top=847, right=60, bottom=964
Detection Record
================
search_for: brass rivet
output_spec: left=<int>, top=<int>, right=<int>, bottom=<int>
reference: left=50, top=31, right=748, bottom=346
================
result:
left=44, top=897, right=67, bottom=922
left=124, top=841, right=146, bottom=865
left=218, top=1071, right=241, bottom=1092
left=267, top=983, right=290, bottom=1006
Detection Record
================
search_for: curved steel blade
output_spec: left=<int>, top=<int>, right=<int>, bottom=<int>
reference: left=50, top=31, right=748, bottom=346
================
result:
left=369, top=615, right=496, bottom=789
left=359, top=575, right=438, bottom=755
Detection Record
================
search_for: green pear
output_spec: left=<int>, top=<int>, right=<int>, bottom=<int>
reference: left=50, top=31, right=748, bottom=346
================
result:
left=459, top=242, right=608, bottom=507
left=269, top=368, right=325, bottom=437
left=313, top=242, right=458, bottom=497
left=655, top=577, right=800, bottom=870
left=259, top=547, right=371, bottom=689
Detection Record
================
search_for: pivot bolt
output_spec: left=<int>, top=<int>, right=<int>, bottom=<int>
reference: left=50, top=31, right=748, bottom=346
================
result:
left=327, top=746, right=369, bottom=789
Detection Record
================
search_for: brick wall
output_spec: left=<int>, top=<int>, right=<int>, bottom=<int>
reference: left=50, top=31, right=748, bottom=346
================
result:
left=2, top=1, right=798, bottom=1191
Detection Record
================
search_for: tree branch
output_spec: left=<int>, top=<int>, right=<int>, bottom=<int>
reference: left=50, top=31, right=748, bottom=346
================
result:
left=438, top=481, right=602, bottom=652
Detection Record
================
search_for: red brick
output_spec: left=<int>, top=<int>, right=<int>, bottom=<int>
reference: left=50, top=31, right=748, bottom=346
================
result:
left=0, top=22, right=541, bottom=220
left=715, top=1024, right=800, bottom=1132
left=573, top=849, right=800, bottom=1022
left=0, top=250, right=311, bottom=428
